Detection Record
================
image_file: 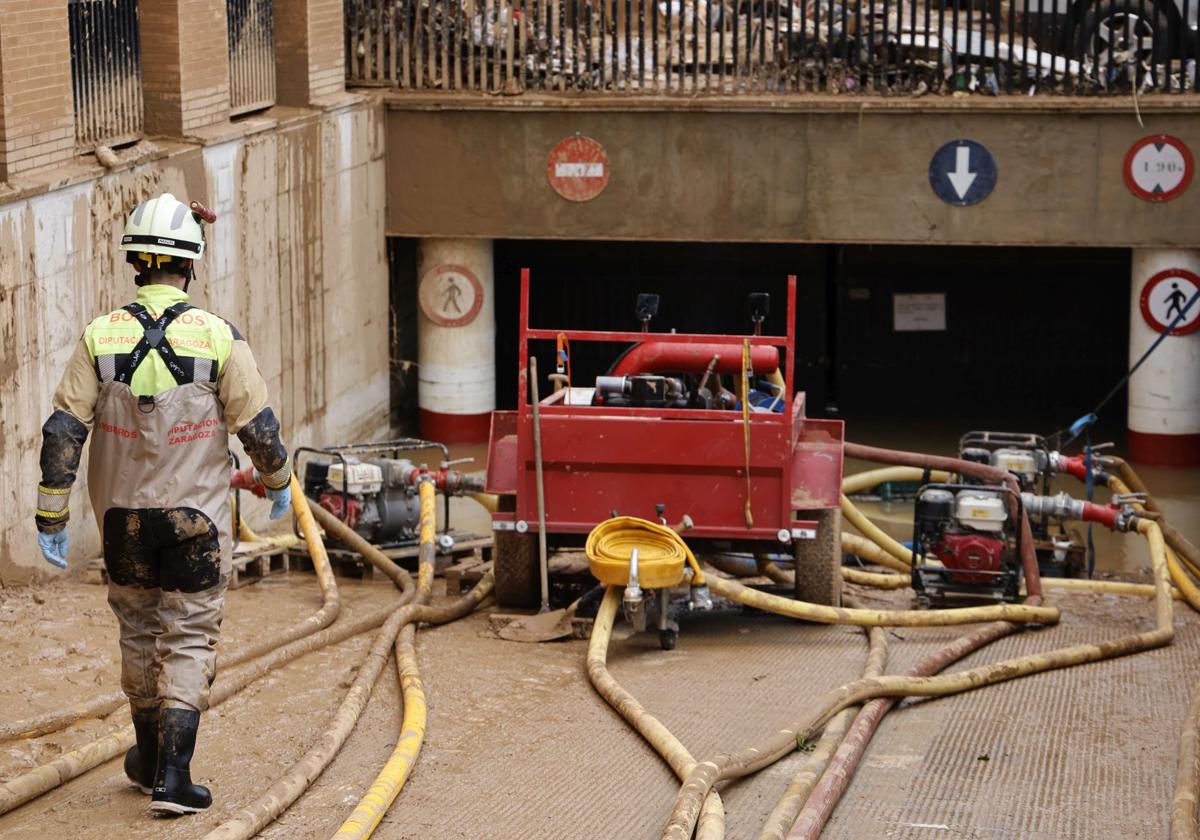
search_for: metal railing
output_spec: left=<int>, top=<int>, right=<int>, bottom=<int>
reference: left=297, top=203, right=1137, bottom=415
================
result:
left=346, top=0, right=1199, bottom=94
left=69, top=0, right=143, bottom=149
left=228, top=0, right=277, bottom=114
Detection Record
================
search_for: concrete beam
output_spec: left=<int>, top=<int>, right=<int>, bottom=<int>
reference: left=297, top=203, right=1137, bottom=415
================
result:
left=385, top=105, right=1200, bottom=247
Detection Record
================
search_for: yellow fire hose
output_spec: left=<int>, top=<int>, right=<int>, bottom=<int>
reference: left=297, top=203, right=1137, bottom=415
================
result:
left=588, top=585, right=727, bottom=840
left=739, top=551, right=908, bottom=591
left=206, top=482, right=494, bottom=840
left=755, top=625, right=888, bottom=840
left=587, top=516, right=706, bottom=587
left=0, top=476, right=339, bottom=745
left=661, top=517, right=1173, bottom=840
left=1108, top=474, right=1200, bottom=615
left=707, top=575, right=1058, bottom=626
left=331, top=480, right=438, bottom=840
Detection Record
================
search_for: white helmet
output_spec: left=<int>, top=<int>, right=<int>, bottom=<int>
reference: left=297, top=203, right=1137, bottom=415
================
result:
left=120, top=192, right=206, bottom=263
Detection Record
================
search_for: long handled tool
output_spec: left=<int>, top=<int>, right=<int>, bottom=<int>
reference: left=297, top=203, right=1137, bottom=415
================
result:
left=530, top=356, right=551, bottom=613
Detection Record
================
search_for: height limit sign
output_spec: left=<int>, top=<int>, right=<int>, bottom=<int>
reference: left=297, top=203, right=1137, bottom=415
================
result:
left=1124, top=135, right=1193, bottom=202
left=547, top=135, right=610, bottom=202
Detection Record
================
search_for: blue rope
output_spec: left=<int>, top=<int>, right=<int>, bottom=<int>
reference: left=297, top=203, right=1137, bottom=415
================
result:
left=1084, top=430, right=1096, bottom=580
left=1062, top=286, right=1200, bottom=450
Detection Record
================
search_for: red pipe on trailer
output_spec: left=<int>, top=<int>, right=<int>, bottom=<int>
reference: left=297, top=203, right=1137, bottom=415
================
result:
left=609, top=342, right=780, bottom=377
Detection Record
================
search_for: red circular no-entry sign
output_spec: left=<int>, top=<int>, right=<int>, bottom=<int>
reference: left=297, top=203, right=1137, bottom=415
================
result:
left=1140, top=269, right=1200, bottom=336
left=1123, top=134, right=1194, bottom=202
left=547, top=136, right=610, bottom=202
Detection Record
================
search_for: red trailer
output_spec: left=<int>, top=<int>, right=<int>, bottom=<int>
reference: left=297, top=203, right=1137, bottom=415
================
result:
left=485, top=271, right=845, bottom=607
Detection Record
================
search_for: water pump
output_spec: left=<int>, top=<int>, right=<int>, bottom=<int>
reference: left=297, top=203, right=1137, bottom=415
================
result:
left=911, top=482, right=1023, bottom=605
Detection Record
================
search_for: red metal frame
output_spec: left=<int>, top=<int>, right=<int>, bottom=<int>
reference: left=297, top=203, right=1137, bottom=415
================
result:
left=486, top=269, right=844, bottom=544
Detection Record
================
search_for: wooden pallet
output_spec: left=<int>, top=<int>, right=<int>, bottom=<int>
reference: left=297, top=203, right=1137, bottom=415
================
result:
left=228, top=542, right=291, bottom=589
left=290, top=531, right=493, bottom=581
left=443, top=553, right=492, bottom=596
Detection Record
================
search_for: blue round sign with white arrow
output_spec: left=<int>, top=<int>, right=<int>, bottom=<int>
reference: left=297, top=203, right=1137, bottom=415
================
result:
left=929, top=139, right=997, bottom=206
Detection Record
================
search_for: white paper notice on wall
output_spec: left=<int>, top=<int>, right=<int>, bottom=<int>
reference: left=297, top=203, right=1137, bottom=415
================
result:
left=893, top=293, right=947, bottom=331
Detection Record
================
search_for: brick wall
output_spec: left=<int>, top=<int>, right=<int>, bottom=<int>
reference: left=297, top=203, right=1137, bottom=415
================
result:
left=0, top=0, right=74, bottom=180
left=141, top=0, right=230, bottom=136
left=276, top=0, right=345, bottom=106
left=0, top=0, right=344, bottom=175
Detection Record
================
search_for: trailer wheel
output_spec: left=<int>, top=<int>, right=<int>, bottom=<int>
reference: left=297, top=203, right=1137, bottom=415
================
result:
left=794, top=509, right=843, bottom=607
left=493, top=496, right=541, bottom=608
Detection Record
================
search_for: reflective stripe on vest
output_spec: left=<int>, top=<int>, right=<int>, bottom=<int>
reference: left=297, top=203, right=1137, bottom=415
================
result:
left=95, top=302, right=218, bottom=387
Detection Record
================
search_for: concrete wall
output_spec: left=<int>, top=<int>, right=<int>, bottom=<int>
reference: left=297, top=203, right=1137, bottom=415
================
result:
left=0, top=100, right=390, bottom=585
left=385, top=103, right=1200, bottom=247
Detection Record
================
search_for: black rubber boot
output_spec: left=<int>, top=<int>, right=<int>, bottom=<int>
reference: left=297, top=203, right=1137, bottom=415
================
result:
left=149, top=708, right=212, bottom=815
left=123, top=704, right=159, bottom=794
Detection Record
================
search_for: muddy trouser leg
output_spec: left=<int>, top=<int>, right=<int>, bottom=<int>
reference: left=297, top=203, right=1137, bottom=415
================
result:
left=156, top=582, right=227, bottom=712
left=155, top=508, right=226, bottom=713
left=103, top=508, right=163, bottom=714
left=107, top=584, right=164, bottom=712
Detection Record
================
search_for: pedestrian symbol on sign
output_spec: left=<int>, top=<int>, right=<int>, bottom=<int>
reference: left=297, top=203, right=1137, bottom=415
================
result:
left=442, top=277, right=463, bottom=314
left=1165, top=282, right=1188, bottom=320
left=1139, top=269, right=1200, bottom=337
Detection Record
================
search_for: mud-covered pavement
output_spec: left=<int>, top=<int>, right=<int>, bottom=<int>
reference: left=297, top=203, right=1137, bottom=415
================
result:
left=1, top=554, right=1197, bottom=839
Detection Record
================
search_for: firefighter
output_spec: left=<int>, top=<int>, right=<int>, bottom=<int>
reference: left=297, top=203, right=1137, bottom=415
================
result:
left=34, top=193, right=292, bottom=816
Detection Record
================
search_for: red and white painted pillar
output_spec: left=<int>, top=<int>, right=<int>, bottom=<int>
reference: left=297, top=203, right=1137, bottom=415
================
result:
left=417, top=238, right=495, bottom=442
left=1128, top=248, right=1200, bottom=466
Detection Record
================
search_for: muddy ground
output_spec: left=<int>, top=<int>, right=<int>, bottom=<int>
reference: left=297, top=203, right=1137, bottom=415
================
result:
left=0, top=557, right=1196, bottom=839
left=3, top=430, right=1197, bottom=838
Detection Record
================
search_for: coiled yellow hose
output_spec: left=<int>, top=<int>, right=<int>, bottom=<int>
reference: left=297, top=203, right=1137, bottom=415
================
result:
left=585, top=516, right=706, bottom=588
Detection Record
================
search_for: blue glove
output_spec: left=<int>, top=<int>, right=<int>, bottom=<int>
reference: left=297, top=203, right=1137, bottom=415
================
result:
left=265, top=483, right=292, bottom=520
left=38, top=531, right=68, bottom=569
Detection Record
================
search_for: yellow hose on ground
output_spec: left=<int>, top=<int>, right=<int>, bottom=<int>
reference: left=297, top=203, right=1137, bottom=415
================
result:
left=1109, top=475, right=1200, bottom=614
left=331, top=480, right=438, bottom=840
left=1173, top=683, right=1200, bottom=840
left=839, top=468, right=952, bottom=568
left=204, top=492, right=491, bottom=840
left=586, top=516, right=706, bottom=587
left=840, top=532, right=911, bottom=575
left=840, top=494, right=916, bottom=567
left=238, top=514, right=303, bottom=549
left=1039, top=577, right=1184, bottom=600
left=707, top=575, right=1058, bottom=626
left=749, top=552, right=909, bottom=591
left=840, top=566, right=909, bottom=589
left=587, top=585, right=726, bottom=840
left=661, top=518, right=1174, bottom=840
left=756, top=625, right=888, bottom=840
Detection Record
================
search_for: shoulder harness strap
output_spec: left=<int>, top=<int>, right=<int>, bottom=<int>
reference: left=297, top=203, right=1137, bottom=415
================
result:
left=109, top=302, right=216, bottom=387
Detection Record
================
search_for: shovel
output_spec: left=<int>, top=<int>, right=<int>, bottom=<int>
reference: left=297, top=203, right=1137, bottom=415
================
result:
left=498, top=598, right=580, bottom=643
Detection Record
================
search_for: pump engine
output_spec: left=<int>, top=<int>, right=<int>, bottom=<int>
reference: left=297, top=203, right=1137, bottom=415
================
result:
left=296, top=440, right=484, bottom=547
left=958, top=431, right=1085, bottom=578
left=911, top=483, right=1022, bottom=604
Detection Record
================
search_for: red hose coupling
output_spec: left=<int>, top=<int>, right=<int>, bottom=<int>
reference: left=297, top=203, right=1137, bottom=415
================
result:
left=230, top=465, right=267, bottom=497
left=1054, top=453, right=1109, bottom=483
left=1080, top=501, right=1118, bottom=529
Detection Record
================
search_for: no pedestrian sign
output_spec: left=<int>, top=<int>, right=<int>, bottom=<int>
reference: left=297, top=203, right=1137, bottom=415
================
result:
left=929, top=139, right=997, bottom=207
left=419, top=264, right=484, bottom=328
left=547, top=136, right=610, bottom=202
left=1140, top=269, right=1200, bottom=336
left=1124, top=135, right=1193, bottom=202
